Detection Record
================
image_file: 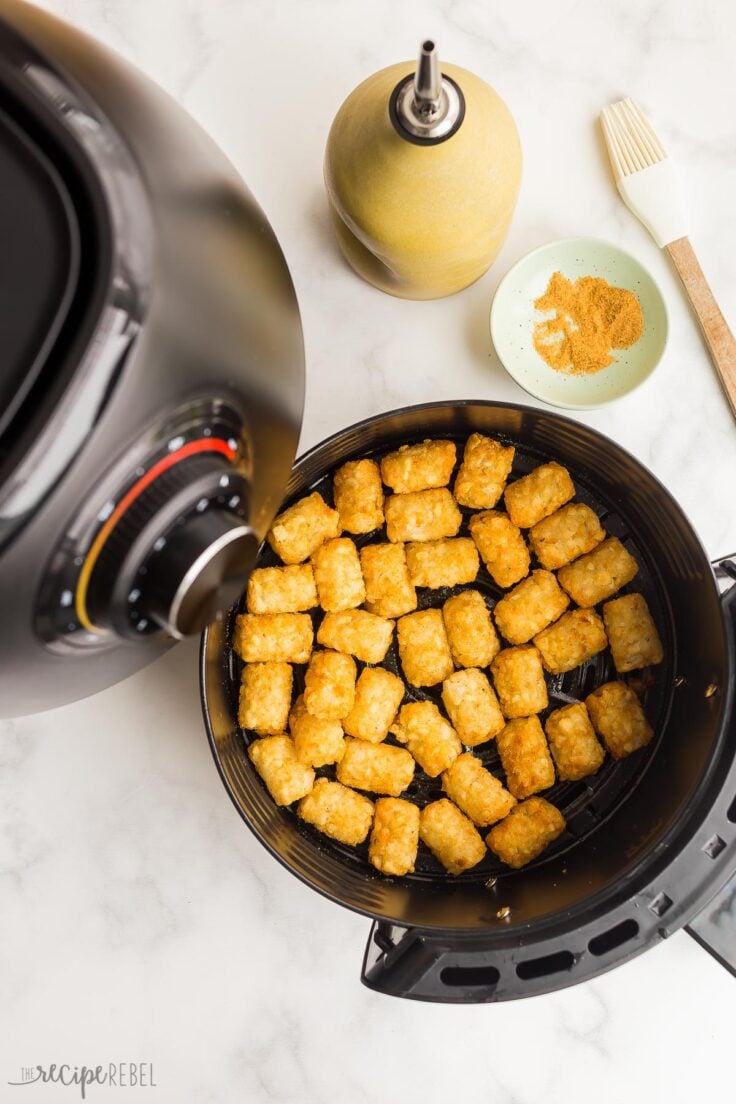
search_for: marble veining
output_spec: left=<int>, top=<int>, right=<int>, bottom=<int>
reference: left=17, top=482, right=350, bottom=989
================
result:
left=2, top=0, right=736, bottom=1101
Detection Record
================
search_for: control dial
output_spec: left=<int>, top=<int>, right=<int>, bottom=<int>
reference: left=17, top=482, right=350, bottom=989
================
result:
left=85, top=452, right=257, bottom=639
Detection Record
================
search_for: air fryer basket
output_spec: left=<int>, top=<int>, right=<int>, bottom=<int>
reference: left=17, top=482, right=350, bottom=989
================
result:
left=202, top=402, right=736, bottom=1002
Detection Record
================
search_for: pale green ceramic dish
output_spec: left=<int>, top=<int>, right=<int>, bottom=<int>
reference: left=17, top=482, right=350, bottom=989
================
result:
left=490, top=237, right=668, bottom=409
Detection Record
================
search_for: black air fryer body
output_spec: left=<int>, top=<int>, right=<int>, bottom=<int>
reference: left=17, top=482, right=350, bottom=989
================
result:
left=0, top=0, right=304, bottom=715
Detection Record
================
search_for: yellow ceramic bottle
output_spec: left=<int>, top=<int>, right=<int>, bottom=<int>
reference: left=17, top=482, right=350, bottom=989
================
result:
left=324, top=40, right=522, bottom=300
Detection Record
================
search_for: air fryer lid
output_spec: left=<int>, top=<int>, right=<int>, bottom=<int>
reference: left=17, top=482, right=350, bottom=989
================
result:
left=0, top=99, right=80, bottom=440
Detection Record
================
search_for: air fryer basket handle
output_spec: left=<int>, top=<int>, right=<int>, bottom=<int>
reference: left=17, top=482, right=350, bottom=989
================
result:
left=685, top=557, right=736, bottom=974
left=362, top=922, right=505, bottom=1003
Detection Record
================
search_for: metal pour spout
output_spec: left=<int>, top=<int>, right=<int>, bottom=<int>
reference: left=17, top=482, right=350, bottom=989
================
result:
left=413, top=39, right=442, bottom=118
left=391, top=39, right=465, bottom=144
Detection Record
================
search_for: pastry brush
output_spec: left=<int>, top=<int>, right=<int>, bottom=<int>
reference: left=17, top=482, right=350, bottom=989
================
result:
left=600, top=97, right=736, bottom=417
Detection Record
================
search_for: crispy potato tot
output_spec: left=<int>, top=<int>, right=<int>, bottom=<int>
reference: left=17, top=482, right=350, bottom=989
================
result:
left=297, top=778, right=374, bottom=845
left=246, top=564, right=318, bottom=614
left=585, top=681, right=654, bottom=759
left=442, top=590, right=500, bottom=668
left=491, top=646, right=549, bottom=719
left=419, top=799, right=486, bottom=875
left=333, top=458, right=384, bottom=534
left=529, top=503, right=605, bottom=570
left=503, top=462, right=575, bottom=529
left=602, top=593, right=664, bottom=673
left=248, top=735, right=315, bottom=806
left=453, top=433, right=515, bottom=509
left=337, top=738, right=415, bottom=797
left=557, top=537, right=639, bottom=607
left=238, top=662, right=293, bottom=735
left=545, top=703, right=605, bottom=782
left=442, top=753, right=516, bottom=827
left=234, top=613, right=313, bottom=664
left=303, top=649, right=356, bottom=720
left=468, top=510, right=530, bottom=588
left=396, top=609, right=454, bottom=687
left=384, top=488, right=462, bottom=543
left=493, top=569, right=570, bottom=645
left=380, top=439, right=456, bottom=493
left=486, top=797, right=565, bottom=869
left=405, top=538, right=479, bottom=589
left=289, top=695, right=346, bottom=768
left=533, top=608, right=608, bottom=675
left=343, top=667, right=405, bottom=743
left=267, top=491, right=340, bottom=564
left=441, top=668, right=505, bottom=746
left=360, top=542, right=417, bottom=618
left=311, top=537, right=365, bottom=612
left=496, top=716, right=556, bottom=798
left=390, top=701, right=462, bottom=777
left=369, top=798, right=420, bottom=876
left=317, top=610, right=394, bottom=664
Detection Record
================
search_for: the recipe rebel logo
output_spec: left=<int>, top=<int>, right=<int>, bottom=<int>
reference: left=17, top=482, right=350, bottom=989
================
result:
left=7, top=1062, right=156, bottom=1098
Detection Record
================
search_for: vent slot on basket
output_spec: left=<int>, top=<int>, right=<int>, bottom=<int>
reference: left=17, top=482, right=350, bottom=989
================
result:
left=588, top=918, right=639, bottom=957
left=516, top=950, right=575, bottom=981
left=440, top=965, right=500, bottom=988
left=727, top=796, right=736, bottom=824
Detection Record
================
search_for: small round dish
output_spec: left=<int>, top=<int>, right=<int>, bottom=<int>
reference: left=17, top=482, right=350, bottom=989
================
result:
left=490, top=237, right=668, bottom=409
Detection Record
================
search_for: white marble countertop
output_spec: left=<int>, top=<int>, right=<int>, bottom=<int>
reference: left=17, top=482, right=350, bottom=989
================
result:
left=3, top=1, right=736, bottom=1100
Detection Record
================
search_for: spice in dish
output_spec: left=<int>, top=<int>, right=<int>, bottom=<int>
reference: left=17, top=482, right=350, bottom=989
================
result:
left=532, top=271, right=644, bottom=375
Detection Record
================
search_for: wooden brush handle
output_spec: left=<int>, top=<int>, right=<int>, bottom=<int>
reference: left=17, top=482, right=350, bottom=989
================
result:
left=666, top=236, right=736, bottom=418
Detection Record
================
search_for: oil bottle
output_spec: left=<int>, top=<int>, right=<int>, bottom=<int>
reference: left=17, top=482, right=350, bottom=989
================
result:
left=324, top=40, right=522, bottom=300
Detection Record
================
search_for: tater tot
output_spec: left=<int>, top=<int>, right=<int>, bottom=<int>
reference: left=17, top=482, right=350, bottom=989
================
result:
left=317, top=610, right=394, bottom=664
left=311, top=537, right=365, bottom=612
left=533, top=608, right=608, bottom=674
left=529, top=503, right=605, bottom=570
left=442, top=590, right=500, bottom=668
left=504, top=462, right=575, bottom=528
left=297, top=778, right=374, bottom=845
left=396, top=609, right=454, bottom=687
left=419, top=799, right=486, bottom=875
left=248, top=735, right=315, bottom=806
left=557, top=537, right=639, bottom=607
left=380, top=439, right=456, bottom=493
left=441, top=669, right=505, bottom=746
left=303, top=649, right=356, bottom=720
left=493, top=569, right=570, bottom=645
left=585, top=681, right=654, bottom=759
left=442, top=753, right=516, bottom=827
left=496, top=716, right=556, bottom=798
left=486, top=797, right=565, bottom=869
left=234, top=613, right=313, bottom=663
left=289, top=694, right=345, bottom=768
left=602, top=593, right=664, bottom=673
left=369, top=798, right=420, bottom=876
left=267, top=491, right=340, bottom=564
left=491, top=646, right=548, bottom=719
left=545, top=703, right=605, bottom=781
left=468, top=510, right=530, bottom=589
left=405, top=538, right=479, bottom=589
left=360, top=542, right=417, bottom=618
left=384, top=488, right=462, bottom=543
left=336, top=738, right=415, bottom=796
left=238, top=662, right=293, bottom=734
left=246, top=564, right=318, bottom=614
left=343, top=667, right=405, bottom=743
left=390, top=702, right=462, bottom=777
left=333, top=458, right=384, bottom=534
left=453, top=433, right=515, bottom=509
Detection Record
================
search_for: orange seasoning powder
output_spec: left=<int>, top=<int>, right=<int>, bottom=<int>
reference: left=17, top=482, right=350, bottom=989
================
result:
left=533, top=272, right=644, bottom=375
